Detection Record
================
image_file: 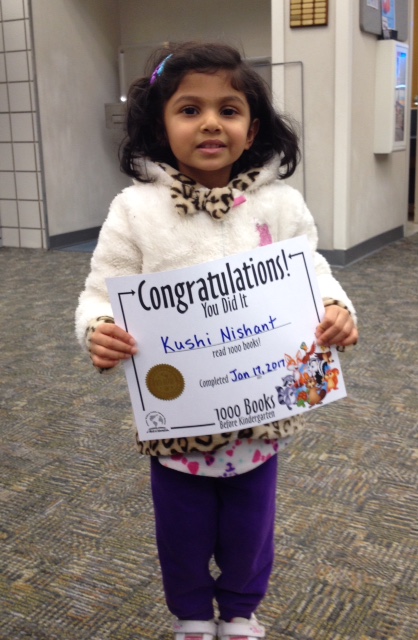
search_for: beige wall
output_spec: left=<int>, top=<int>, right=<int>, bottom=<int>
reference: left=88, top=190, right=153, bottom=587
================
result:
left=31, top=0, right=270, bottom=242
left=32, top=0, right=129, bottom=239
left=282, top=0, right=336, bottom=248
left=119, top=0, right=271, bottom=59
left=351, top=22, right=410, bottom=246
left=275, top=0, right=412, bottom=253
left=8, top=0, right=411, bottom=252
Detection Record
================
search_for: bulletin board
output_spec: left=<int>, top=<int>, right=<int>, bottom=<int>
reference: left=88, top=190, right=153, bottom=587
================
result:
left=360, top=0, right=409, bottom=41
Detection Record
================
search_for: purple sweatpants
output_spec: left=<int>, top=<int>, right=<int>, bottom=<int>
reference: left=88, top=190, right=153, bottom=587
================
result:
left=150, top=454, right=278, bottom=622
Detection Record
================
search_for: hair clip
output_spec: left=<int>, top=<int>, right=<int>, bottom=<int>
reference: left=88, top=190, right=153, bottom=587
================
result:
left=150, top=54, right=173, bottom=85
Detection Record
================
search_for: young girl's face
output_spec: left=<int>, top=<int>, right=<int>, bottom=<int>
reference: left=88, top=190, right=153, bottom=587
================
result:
left=163, top=71, right=259, bottom=188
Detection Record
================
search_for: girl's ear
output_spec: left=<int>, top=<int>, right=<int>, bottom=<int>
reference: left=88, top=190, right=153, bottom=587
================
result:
left=245, top=118, right=260, bottom=149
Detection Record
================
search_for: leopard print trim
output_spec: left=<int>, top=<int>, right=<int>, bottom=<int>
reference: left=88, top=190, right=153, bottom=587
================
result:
left=157, top=163, right=261, bottom=221
left=171, top=182, right=235, bottom=219
left=135, top=414, right=306, bottom=456
left=85, top=316, right=115, bottom=374
left=323, top=298, right=350, bottom=313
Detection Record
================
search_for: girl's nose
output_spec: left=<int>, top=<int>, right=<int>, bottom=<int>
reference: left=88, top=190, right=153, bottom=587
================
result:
left=201, top=111, right=221, bottom=132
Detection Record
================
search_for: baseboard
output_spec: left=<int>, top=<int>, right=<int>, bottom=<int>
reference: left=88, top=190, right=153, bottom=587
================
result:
left=49, top=227, right=101, bottom=249
left=318, top=226, right=404, bottom=267
left=49, top=225, right=405, bottom=265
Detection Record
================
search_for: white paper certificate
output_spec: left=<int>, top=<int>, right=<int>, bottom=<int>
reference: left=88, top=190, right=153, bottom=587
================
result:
left=106, top=235, right=346, bottom=441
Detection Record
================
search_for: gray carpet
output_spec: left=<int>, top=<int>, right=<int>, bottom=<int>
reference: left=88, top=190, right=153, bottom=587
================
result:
left=1, top=234, right=418, bottom=639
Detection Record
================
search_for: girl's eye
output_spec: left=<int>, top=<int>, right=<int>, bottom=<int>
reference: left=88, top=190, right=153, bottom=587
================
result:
left=182, top=106, right=198, bottom=115
left=221, top=107, right=238, bottom=116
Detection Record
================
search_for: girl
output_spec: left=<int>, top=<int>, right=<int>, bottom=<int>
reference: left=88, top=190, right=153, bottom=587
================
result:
left=76, top=41, right=358, bottom=640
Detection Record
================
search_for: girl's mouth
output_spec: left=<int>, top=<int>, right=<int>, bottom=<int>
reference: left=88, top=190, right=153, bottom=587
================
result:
left=197, top=140, right=226, bottom=149
left=197, top=141, right=226, bottom=155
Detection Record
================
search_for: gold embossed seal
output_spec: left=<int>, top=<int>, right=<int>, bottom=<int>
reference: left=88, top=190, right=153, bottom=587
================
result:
left=146, top=364, right=185, bottom=401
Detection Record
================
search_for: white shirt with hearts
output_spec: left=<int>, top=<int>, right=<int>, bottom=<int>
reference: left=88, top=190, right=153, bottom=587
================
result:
left=158, top=437, right=292, bottom=477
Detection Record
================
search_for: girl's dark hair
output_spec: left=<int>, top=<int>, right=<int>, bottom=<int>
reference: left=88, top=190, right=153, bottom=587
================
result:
left=120, top=41, right=300, bottom=181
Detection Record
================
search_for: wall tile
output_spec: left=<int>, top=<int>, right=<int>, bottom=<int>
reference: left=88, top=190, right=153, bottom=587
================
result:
left=29, top=80, right=35, bottom=109
left=0, top=141, right=13, bottom=169
left=18, top=199, right=41, bottom=227
left=37, top=170, right=43, bottom=199
left=0, top=0, right=45, bottom=248
left=3, top=20, right=27, bottom=52
left=5, top=51, right=29, bottom=81
left=15, top=170, right=38, bottom=199
left=2, top=227, right=20, bottom=246
left=8, top=81, right=31, bottom=111
left=20, top=227, right=42, bottom=248
left=2, top=0, right=25, bottom=21
left=31, top=111, right=38, bottom=141
left=34, top=141, right=40, bottom=169
left=13, top=141, right=36, bottom=170
left=0, top=170, right=16, bottom=198
left=0, top=199, right=18, bottom=226
left=0, top=83, right=9, bottom=111
left=0, top=112, right=11, bottom=140
left=27, top=50, right=32, bottom=80
left=24, top=18, right=31, bottom=49
left=39, top=201, right=45, bottom=227
left=11, top=112, right=33, bottom=140
left=0, top=54, right=6, bottom=82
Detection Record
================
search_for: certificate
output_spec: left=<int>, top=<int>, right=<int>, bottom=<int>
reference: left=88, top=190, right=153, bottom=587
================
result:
left=106, top=235, right=346, bottom=441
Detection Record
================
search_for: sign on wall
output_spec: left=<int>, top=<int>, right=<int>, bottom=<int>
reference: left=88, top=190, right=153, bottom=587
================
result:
left=360, top=0, right=409, bottom=41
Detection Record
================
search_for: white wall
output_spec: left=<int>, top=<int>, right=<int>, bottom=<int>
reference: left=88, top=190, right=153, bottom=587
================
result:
left=281, top=0, right=336, bottom=248
left=32, top=0, right=129, bottom=240
left=22, top=0, right=412, bottom=253
left=275, top=0, right=411, bottom=253
left=350, top=21, right=410, bottom=246
left=119, top=0, right=271, bottom=59
left=21, top=0, right=269, bottom=246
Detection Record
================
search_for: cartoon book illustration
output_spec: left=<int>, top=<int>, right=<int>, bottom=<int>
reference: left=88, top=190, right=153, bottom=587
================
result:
left=276, top=341, right=340, bottom=409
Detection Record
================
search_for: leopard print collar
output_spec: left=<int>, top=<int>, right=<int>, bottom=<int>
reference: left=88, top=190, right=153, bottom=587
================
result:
left=157, top=163, right=261, bottom=221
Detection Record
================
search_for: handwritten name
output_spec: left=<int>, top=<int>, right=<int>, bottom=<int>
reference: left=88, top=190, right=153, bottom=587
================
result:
left=160, top=315, right=277, bottom=354
left=220, top=315, right=277, bottom=343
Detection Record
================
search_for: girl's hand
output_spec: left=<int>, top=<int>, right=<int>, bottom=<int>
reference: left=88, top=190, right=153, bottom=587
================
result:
left=315, top=305, right=358, bottom=347
left=89, top=323, right=138, bottom=369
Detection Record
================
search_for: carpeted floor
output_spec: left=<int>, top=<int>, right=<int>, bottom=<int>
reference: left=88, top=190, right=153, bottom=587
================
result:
left=1, top=234, right=417, bottom=640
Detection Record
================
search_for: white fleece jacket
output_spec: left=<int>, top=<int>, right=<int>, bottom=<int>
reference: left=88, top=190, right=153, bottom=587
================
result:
left=75, top=156, right=356, bottom=456
left=76, top=156, right=355, bottom=345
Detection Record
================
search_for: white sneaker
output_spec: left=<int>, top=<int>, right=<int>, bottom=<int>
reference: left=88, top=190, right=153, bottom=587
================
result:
left=173, top=618, right=218, bottom=640
left=217, top=614, right=265, bottom=640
